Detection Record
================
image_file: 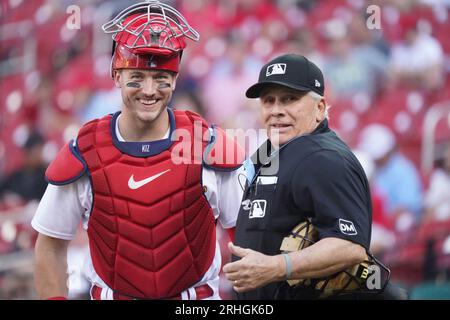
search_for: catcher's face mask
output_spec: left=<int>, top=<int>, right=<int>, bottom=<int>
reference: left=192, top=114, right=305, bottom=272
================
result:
left=102, top=1, right=200, bottom=76
left=280, top=219, right=391, bottom=299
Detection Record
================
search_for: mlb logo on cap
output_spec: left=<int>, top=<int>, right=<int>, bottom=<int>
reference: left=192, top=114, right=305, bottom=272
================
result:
left=266, top=63, right=286, bottom=76
left=246, top=54, right=325, bottom=98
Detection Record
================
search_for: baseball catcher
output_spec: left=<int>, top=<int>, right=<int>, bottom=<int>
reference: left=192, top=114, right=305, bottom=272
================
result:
left=32, top=1, right=244, bottom=300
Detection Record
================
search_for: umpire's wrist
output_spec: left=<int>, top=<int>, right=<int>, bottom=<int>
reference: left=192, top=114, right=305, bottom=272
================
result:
left=282, top=253, right=293, bottom=280
left=274, top=254, right=289, bottom=281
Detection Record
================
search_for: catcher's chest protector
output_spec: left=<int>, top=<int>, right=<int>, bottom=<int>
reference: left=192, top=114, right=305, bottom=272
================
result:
left=77, top=111, right=216, bottom=299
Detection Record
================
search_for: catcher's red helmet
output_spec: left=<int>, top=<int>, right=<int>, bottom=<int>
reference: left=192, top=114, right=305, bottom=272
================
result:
left=102, top=1, right=199, bottom=76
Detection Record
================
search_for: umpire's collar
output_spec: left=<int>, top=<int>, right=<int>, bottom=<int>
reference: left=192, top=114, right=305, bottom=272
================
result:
left=311, top=118, right=330, bottom=135
left=250, top=119, right=330, bottom=169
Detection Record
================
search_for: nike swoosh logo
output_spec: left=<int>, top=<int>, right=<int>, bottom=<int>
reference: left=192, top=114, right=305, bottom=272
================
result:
left=128, top=169, right=171, bottom=190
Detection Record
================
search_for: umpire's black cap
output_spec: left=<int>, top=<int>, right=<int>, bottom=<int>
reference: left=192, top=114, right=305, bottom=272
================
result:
left=246, top=54, right=325, bottom=98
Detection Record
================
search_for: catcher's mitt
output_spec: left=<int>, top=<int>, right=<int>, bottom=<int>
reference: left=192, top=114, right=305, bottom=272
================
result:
left=279, top=219, right=390, bottom=299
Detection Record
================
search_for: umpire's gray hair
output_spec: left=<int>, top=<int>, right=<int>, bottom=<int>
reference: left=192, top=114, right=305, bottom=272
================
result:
left=307, top=91, right=331, bottom=119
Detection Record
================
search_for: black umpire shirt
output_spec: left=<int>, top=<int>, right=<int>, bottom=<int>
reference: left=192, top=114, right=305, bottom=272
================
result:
left=233, top=119, right=372, bottom=299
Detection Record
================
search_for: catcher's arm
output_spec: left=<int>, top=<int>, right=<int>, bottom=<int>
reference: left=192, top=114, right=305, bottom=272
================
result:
left=223, top=238, right=365, bottom=293
left=34, top=233, right=70, bottom=299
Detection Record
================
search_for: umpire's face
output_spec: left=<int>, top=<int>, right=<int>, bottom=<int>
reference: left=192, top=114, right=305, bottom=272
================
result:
left=260, top=85, right=326, bottom=146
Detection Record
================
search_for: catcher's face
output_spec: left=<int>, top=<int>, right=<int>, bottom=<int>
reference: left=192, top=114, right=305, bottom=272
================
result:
left=260, top=86, right=326, bottom=146
left=114, top=68, right=177, bottom=125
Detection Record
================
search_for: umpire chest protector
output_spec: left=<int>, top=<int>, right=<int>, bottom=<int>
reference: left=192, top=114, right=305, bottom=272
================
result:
left=46, top=109, right=243, bottom=299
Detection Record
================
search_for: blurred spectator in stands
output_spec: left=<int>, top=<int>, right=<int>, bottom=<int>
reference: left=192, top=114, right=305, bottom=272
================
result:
left=423, top=142, right=450, bottom=222
left=353, top=149, right=396, bottom=256
left=53, top=54, right=95, bottom=127
left=0, top=132, right=47, bottom=204
left=201, top=36, right=263, bottom=129
left=322, top=19, right=388, bottom=105
left=0, top=270, right=35, bottom=299
left=31, top=75, right=78, bottom=140
left=80, top=87, right=121, bottom=122
left=389, top=14, right=444, bottom=91
left=358, top=124, right=423, bottom=231
left=347, top=11, right=390, bottom=57
left=172, top=90, right=206, bottom=116
left=281, top=28, right=326, bottom=71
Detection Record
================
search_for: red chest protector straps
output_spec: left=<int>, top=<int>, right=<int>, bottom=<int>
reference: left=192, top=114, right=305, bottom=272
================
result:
left=45, top=110, right=244, bottom=299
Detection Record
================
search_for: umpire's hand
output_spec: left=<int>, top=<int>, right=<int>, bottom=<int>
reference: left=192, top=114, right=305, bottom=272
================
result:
left=223, top=242, right=286, bottom=293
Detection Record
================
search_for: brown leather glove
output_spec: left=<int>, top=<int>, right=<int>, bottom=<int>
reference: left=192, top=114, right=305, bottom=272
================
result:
left=280, top=219, right=372, bottom=299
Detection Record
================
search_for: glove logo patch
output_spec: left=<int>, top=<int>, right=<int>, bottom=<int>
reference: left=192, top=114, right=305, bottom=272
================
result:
left=249, top=200, right=267, bottom=218
left=339, top=219, right=357, bottom=235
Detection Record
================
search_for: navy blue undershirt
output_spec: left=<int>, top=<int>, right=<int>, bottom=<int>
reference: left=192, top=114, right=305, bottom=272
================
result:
left=110, top=108, right=176, bottom=157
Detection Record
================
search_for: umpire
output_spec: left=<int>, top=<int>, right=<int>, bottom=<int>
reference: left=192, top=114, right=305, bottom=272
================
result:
left=223, top=54, right=373, bottom=299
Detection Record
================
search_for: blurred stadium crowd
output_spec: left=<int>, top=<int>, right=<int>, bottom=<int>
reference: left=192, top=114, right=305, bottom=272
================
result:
left=1, top=0, right=450, bottom=299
